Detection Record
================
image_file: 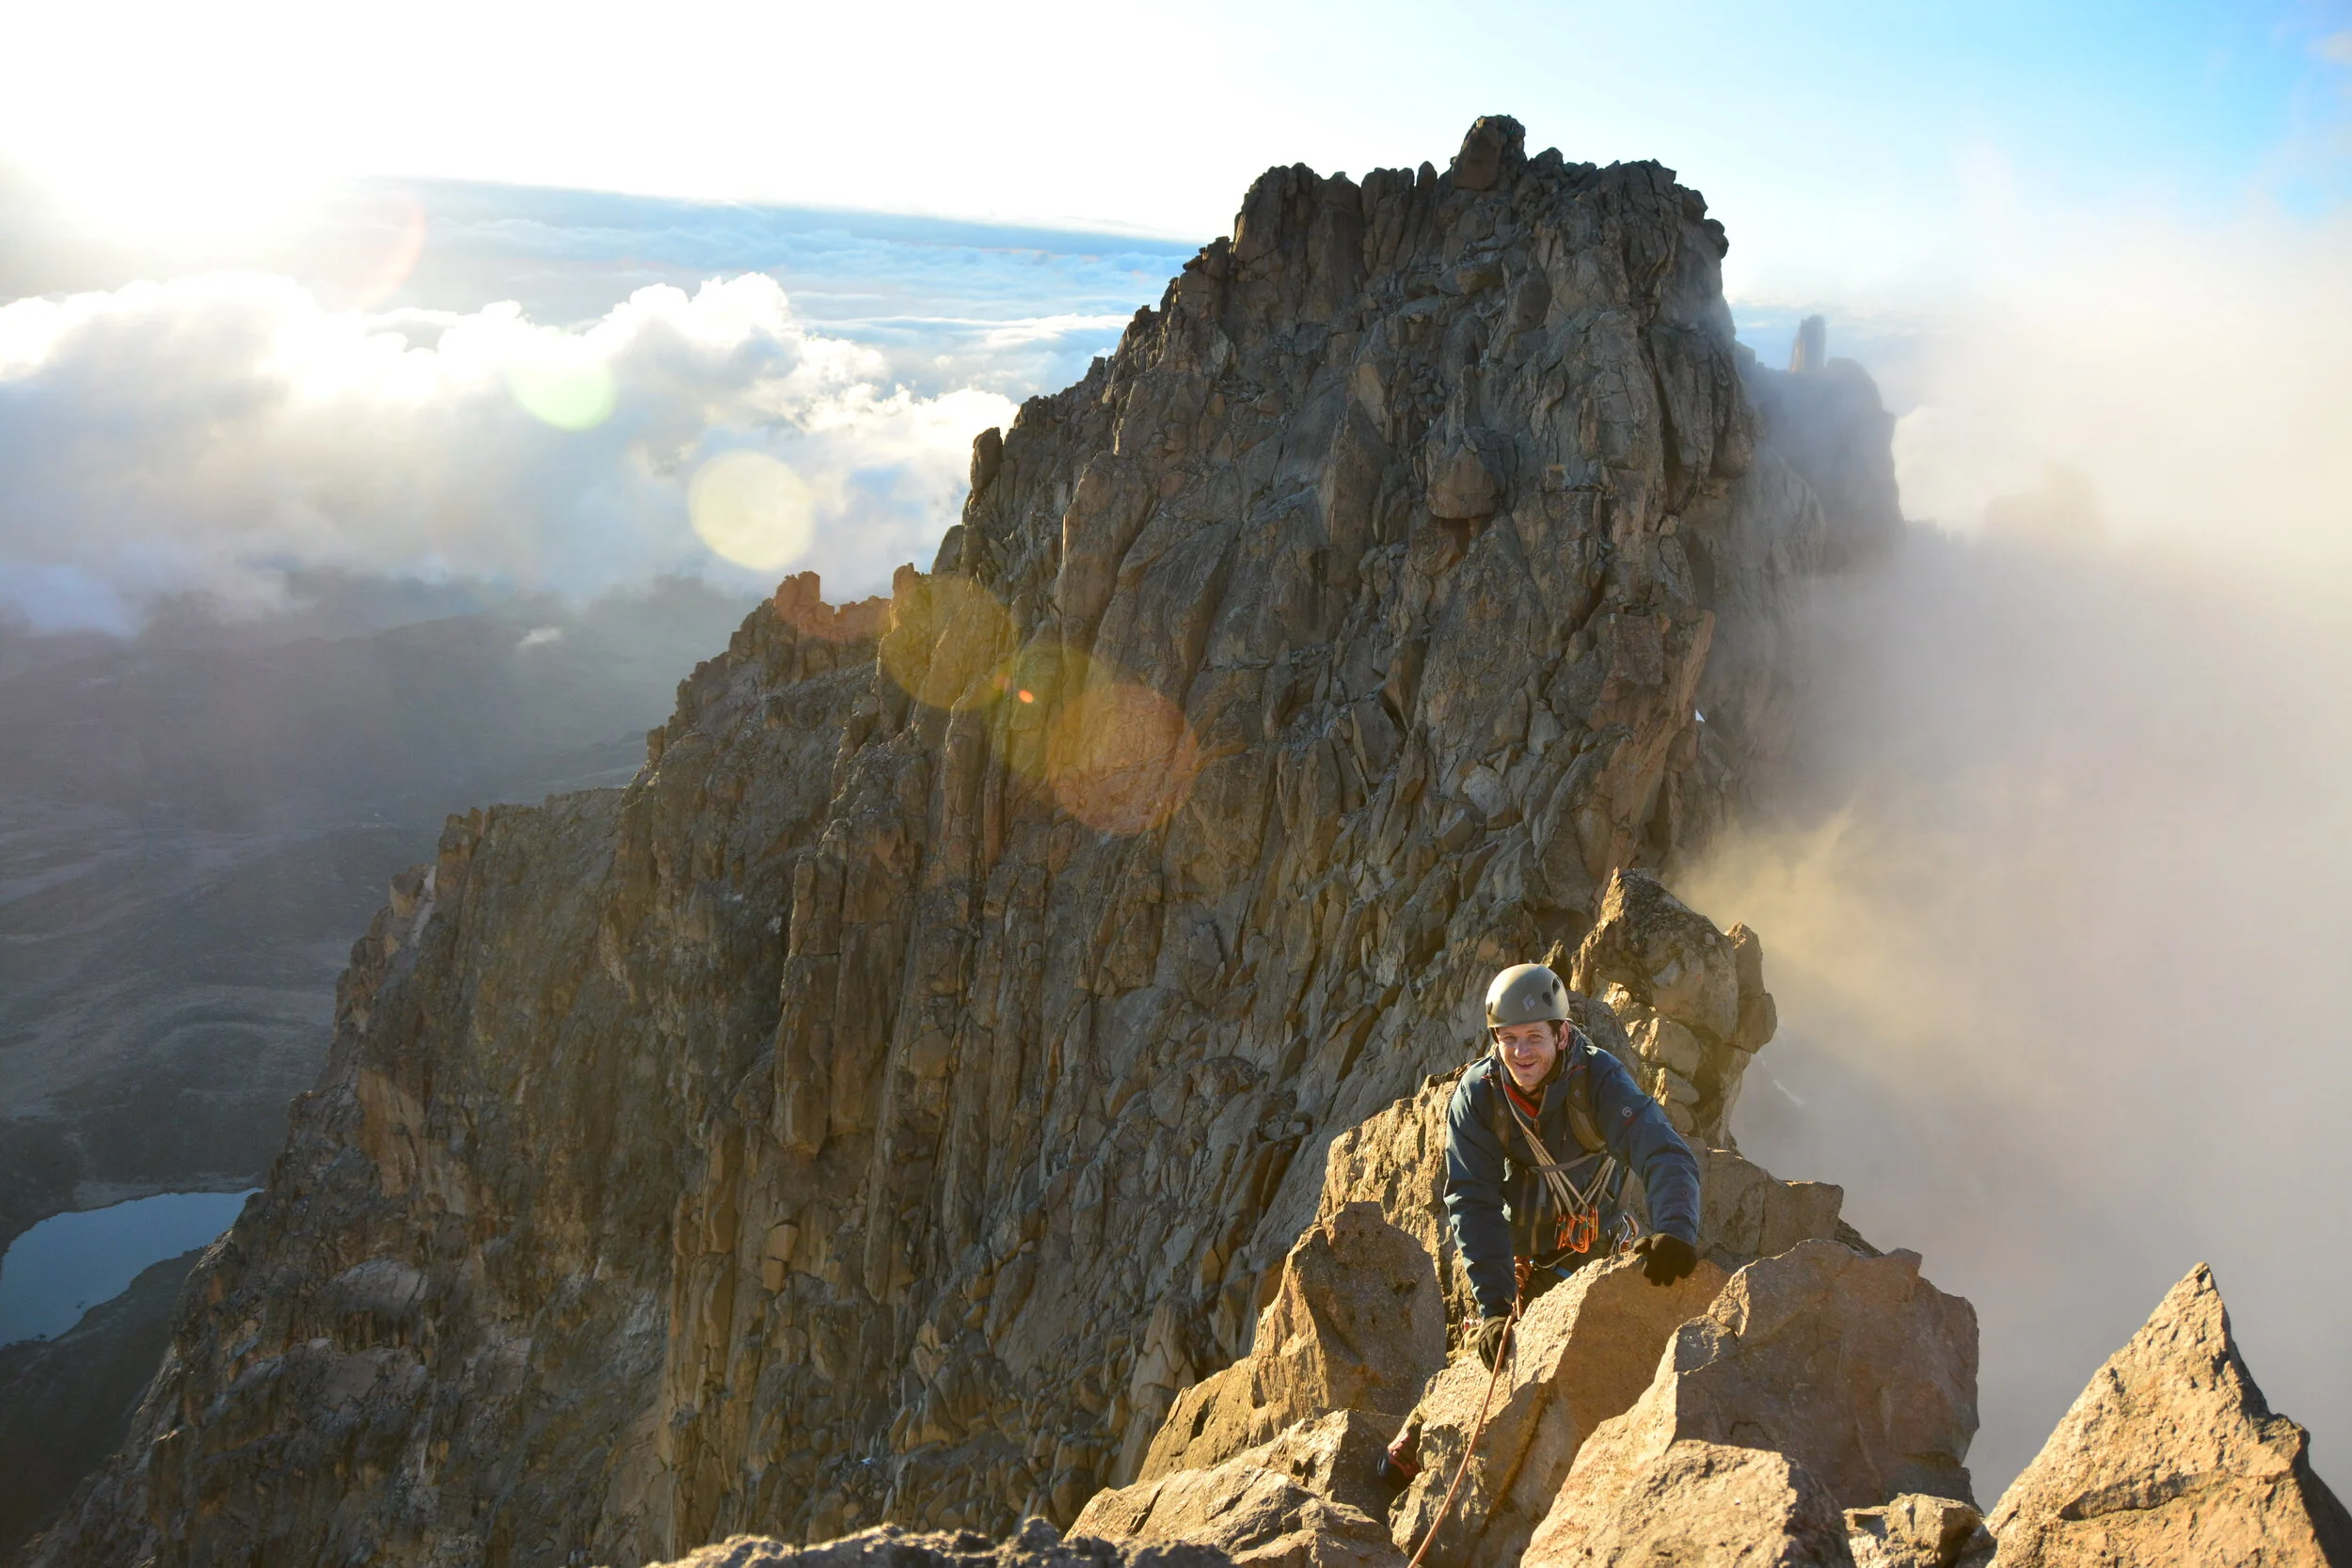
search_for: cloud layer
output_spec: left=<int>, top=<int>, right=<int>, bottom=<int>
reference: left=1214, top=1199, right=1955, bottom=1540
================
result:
left=0, top=271, right=1019, bottom=632
left=1696, top=204, right=2352, bottom=1495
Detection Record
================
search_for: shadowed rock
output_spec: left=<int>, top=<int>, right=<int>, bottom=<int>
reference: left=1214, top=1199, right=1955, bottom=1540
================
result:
left=1570, top=868, right=1775, bottom=1143
left=1985, top=1262, right=2352, bottom=1566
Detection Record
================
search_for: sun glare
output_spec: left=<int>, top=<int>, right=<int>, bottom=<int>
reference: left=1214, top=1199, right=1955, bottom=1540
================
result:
left=690, top=450, right=818, bottom=573
left=30, top=144, right=329, bottom=245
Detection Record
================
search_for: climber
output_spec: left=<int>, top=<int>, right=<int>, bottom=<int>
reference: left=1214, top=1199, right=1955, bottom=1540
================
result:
left=1379, top=962, right=1704, bottom=1494
left=1450, top=961, right=1703, bottom=1370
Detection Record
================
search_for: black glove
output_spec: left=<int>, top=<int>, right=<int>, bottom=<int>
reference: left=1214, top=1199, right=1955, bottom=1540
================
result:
left=1632, top=1232, right=1698, bottom=1287
left=1475, top=1314, right=1513, bottom=1370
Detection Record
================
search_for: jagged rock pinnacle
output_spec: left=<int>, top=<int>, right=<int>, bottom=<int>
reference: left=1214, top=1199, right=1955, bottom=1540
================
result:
left=27, top=117, right=1906, bottom=1568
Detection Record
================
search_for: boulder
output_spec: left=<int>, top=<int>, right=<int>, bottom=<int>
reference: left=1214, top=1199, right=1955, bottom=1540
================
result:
left=1571, top=870, right=1775, bottom=1143
left=1447, top=115, right=1524, bottom=192
left=1387, top=1253, right=1730, bottom=1566
left=1522, top=1440, right=1854, bottom=1567
left=1985, top=1262, right=2352, bottom=1566
left=1313, top=1073, right=1476, bottom=1341
left=1693, top=1147, right=1846, bottom=1269
left=1076, top=1410, right=1402, bottom=1568
left=1139, top=1204, right=1444, bottom=1482
left=1525, top=1240, right=1975, bottom=1568
left=1845, top=1497, right=1991, bottom=1568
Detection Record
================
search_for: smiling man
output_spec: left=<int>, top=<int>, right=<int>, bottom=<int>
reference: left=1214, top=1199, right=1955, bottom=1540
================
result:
left=1444, top=962, right=1703, bottom=1371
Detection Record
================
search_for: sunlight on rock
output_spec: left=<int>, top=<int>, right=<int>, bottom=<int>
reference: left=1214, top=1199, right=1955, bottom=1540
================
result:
left=879, top=573, right=1016, bottom=711
left=1044, top=678, right=1200, bottom=835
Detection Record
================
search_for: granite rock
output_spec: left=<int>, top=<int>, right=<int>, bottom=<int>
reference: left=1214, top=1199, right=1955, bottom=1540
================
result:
left=1519, top=1238, right=1977, bottom=1568
left=1522, top=1440, right=1854, bottom=1567
left=1844, top=1496, right=1991, bottom=1568
left=1385, top=1253, right=1729, bottom=1567
left=1571, top=868, right=1774, bottom=1143
left=1078, top=1410, right=1401, bottom=1568
left=1985, top=1262, right=2352, bottom=1567
left=30, top=117, right=1866, bottom=1568
left=1136, top=1205, right=1443, bottom=1483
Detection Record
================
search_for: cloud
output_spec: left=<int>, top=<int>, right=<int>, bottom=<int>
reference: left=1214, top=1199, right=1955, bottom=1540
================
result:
left=1689, top=205, right=2352, bottom=1495
left=0, top=271, right=1019, bottom=631
left=1887, top=207, right=2352, bottom=567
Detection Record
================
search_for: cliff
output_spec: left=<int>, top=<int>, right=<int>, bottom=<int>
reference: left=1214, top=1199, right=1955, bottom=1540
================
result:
left=31, top=117, right=1887, bottom=1567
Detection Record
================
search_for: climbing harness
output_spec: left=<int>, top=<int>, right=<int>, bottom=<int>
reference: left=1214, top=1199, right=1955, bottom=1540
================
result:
left=1402, top=1290, right=1524, bottom=1568
left=1486, top=1040, right=1636, bottom=1267
left=1399, top=1037, right=1658, bottom=1565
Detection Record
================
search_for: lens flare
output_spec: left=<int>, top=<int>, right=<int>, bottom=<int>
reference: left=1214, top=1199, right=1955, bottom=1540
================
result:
left=990, top=639, right=1089, bottom=776
left=690, top=450, right=818, bottom=572
left=505, top=342, right=615, bottom=431
left=340, top=192, right=427, bottom=312
left=1045, top=679, right=1201, bottom=835
left=880, top=574, right=1017, bottom=711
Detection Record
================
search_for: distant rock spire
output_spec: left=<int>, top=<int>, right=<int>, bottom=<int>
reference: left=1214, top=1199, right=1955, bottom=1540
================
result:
left=1788, top=313, right=1827, bottom=373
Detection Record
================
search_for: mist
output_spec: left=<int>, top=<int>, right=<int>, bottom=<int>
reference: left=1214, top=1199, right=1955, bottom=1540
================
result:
left=1695, top=208, right=2352, bottom=1497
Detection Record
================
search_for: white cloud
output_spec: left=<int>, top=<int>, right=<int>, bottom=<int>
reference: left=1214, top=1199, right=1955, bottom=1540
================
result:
left=0, top=272, right=1018, bottom=630
left=1888, top=207, right=2352, bottom=569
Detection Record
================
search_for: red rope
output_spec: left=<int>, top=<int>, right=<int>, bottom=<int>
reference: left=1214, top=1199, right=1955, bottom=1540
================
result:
left=1403, top=1292, right=1524, bottom=1568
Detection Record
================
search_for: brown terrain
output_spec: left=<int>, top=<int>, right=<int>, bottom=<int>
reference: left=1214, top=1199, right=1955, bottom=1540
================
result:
left=20, top=118, right=2344, bottom=1568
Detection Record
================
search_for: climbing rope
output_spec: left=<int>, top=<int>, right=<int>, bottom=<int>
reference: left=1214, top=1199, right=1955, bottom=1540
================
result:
left=1402, top=1291, right=1525, bottom=1568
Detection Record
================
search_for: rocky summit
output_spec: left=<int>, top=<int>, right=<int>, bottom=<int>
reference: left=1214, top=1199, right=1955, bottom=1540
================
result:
left=22, top=118, right=2343, bottom=1568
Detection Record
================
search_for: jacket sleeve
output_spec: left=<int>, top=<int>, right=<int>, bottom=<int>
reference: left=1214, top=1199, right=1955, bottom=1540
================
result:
left=1443, top=1071, right=1520, bottom=1320
left=1589, top=1047, right=1702, bottom=1247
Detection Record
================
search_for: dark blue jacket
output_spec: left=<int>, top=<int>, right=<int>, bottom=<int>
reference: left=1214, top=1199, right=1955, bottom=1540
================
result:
left=1444, top=1030, right=1703, bottom=1318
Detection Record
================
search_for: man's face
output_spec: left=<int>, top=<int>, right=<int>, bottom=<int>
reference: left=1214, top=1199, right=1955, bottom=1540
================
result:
left=1491, top=1020, right=1563, bottom=1089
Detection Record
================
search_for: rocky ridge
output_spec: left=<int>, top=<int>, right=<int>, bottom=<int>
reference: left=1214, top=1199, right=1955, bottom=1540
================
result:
left=20, top=115, right=2200, bottom=1568
left=1051, top=1236, right=2339, bottom=1567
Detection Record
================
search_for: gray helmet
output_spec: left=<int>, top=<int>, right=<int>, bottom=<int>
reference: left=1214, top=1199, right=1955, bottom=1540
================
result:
left=1486, top=963, right=1569, bottom=1028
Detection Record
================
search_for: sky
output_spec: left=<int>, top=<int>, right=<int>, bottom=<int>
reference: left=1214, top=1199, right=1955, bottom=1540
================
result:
left=4, top=2, right=2347, bottom=266
left=3, top=0, right=2351, bottom=1506
left=2, top=0, right=2347, bottom=629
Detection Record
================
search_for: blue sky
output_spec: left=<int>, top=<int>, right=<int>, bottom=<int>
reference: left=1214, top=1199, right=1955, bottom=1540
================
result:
left=5, top=1, right=2344, bottom=288
left=1, top=0, right=2346, bottom=628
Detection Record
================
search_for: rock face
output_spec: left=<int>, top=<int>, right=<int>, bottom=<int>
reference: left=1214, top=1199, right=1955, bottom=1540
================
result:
left=1386, top=1253, right=1728, bottom=1567
left=1523, top=1440, right=1854, bottom=1567
left=1568, top=867, right=1776, bottom=1142
left=1135, top=1204, right=1443, bottom=1482
left=1985, top=1262, right=2352, bottom=1567
left=31, top=117, right=1881, bottom=1568
left=1844, top=1497, right=1990, bottom=1568
left=1745, top=317, right=1899, bottom=571
left=0, top=1248, right=207, bottom=1557
left=1075, top=1410, right=1401, bottom=1567
left=1521, top=1241, right=1976, bottom=1567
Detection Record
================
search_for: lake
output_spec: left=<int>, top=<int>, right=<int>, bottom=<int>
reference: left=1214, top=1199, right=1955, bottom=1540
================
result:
left=0, top=1190, right=257, bottom=1345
